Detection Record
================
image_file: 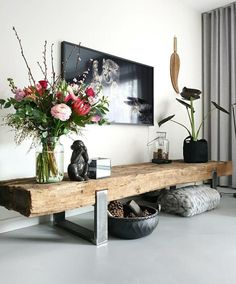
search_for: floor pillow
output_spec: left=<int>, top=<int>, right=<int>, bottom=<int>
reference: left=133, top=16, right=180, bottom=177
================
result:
left=157, top=184, right=221, bottom=217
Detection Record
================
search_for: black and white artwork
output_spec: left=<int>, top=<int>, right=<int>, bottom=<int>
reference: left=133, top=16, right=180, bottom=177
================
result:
left=61, top=41, right=154, bottom=125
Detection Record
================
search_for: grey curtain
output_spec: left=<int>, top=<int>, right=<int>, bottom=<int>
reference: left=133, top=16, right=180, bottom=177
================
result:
left=202, top=3, right=236, bottom=187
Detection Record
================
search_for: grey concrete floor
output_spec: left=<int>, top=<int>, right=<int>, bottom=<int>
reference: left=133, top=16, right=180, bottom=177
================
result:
left=0, top=188, right=236, bottom=284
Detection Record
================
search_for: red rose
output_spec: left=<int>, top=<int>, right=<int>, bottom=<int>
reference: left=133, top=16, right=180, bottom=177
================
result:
left=73, top=98, right=91, bottom=116
left=38, top=80, right=48, bottom=89
left=85, top=87, right=95, bottom=97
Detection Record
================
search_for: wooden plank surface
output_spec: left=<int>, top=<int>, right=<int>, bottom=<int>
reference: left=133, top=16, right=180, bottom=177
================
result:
left=0, top=161, right=232, bottom=217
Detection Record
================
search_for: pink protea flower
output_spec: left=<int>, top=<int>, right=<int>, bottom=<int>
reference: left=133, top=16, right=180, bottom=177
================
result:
left=51, top=103, right=72, bottom=121
left=65, top=89, right=78, bottom=102
left=73, top=98, right=91, bottom=116
left=22, top=87, right=37, bottom=101
left=14, top=88, right=26, bottom=102
left=36, top=83, right=43, bottom=95
left=65, top=93, right=78, bottom=103
left=24, top=87, right=33, bottom=96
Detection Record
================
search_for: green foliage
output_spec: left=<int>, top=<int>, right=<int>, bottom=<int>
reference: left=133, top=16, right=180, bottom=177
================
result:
left=158, top=88, right=229, bottom=141
left=1, top=78, right=109, bottom=144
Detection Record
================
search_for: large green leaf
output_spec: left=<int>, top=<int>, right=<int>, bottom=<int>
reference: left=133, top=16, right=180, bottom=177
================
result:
left=176, top=98, right=194, bottom=111
left=4, top=101, right=11, bottom=108
left=0, top=99, right=6, bottom=105
left=158, top=114, right=175, bottom=127
left=211, top=101, right=230, bottom=114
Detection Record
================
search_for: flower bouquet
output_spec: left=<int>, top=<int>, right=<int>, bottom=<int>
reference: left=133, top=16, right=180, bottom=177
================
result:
left=0, top=27, right=109, bottom=183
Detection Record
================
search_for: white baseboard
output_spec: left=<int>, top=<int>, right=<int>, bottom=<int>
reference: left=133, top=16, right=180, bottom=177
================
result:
left=0, top=216, right=42, bottom=234
left=0, top=206, right=94, bottom=234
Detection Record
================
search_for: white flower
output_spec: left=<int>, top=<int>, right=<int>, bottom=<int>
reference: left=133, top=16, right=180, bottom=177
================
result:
left=88, top=96, right=99, bottom=105
left=72, top=83, right=79, bottom=93
left=67, top=85, right=73, bottom=94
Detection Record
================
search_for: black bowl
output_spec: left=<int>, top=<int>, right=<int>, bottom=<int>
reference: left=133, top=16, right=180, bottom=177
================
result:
left=108, top=205, right=159, bottom=239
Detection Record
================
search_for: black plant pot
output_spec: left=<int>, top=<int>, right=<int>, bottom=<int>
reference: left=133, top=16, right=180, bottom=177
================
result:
left=183, top=137, right=208, bottom=163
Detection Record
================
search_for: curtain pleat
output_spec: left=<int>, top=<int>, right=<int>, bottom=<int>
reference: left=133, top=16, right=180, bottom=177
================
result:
left=202, top=3, right=236, bottom=187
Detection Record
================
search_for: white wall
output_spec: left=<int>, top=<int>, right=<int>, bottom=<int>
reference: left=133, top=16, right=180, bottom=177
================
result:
left=0, top=0, right=201, bottom=230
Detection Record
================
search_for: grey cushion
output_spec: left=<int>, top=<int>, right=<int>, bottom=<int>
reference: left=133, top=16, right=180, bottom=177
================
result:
left=158, top=185, right=221, bottom=217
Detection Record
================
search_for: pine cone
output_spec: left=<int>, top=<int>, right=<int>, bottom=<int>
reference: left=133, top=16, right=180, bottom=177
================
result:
left=108, top=201, right=124, bottom=217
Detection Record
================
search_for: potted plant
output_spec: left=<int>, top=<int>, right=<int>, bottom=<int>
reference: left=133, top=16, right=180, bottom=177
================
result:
left=158, top=87, right=230, bottom=163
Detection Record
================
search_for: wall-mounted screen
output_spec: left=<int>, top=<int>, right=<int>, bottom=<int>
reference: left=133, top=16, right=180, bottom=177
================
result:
left=61, top=41, right=154, bottom=125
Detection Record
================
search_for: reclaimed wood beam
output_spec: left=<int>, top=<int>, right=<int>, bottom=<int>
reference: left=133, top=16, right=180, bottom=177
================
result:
left=0, top=161, right=232, bottom=217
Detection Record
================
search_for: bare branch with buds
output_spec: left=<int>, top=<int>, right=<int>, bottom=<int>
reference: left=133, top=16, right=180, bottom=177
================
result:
left=12, top=26, right=36, bottom=85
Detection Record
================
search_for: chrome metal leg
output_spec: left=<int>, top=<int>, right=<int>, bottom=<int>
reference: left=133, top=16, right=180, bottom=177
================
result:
left=53, top=189, right=108, bottom=246
left=94, top=190, right=108, bottom=245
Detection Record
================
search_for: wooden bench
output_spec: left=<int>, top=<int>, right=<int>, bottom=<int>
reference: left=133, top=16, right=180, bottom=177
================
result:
left=0, top=161, right=232, bottom=245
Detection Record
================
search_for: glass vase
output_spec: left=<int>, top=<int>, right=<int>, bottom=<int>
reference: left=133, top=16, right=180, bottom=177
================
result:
left=147, top=132, right=169, bottom=162
left=36, top=137, right=64, bottom=183
left=153, top=132, right=169, bottom=160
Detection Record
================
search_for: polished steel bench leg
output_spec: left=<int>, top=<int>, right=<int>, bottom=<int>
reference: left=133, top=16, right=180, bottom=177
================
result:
left=53, top=189, right=108, bottom=246
left=94, top=189, right=108, bottom=245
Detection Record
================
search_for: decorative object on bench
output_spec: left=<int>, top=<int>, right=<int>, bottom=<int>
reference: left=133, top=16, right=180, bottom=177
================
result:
left=170, top=36, right=180, bottom=94
left=183, top=136, right=208, bottom=163
left=68, top=140, right=89, bottom=181
left=147, top=132, right=172, bottom=164
left=158, top=87, right=229, bottom=163
left=157, top=184, right=221, bottom=217
left=88, top=158, right=111, bottom=179
left=0, top=27, right=109, bottom=184
left=108, top=200, right=159, bottom=239
left=36, top=137, right=64, bottom=183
